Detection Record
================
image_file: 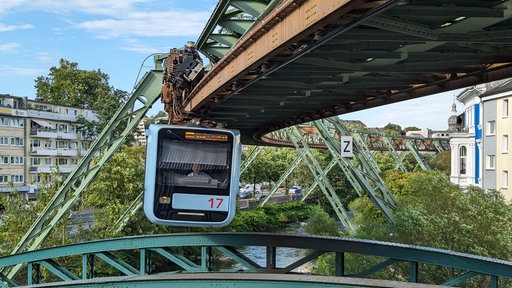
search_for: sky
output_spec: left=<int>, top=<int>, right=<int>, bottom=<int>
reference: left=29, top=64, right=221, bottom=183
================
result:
left=0, top=0, right=465, bottom=131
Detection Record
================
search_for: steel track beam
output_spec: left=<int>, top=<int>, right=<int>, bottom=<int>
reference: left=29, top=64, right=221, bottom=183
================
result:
left=188, top=0, right=396, bottom=110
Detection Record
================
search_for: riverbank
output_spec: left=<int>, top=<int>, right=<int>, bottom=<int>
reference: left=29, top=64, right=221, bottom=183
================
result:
left=224, top=201, right=313, bottom=232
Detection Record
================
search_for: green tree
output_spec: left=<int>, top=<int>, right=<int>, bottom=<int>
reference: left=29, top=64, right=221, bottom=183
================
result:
left=428, top=149, right=451, bottom=175
left=345, top=170, right=512, bottom=286
left=241, top=147, right=297, bottom=192
left=34, top=59, right=128, bottom=136
left=404, top=126, right=421, bottom=132
left=81, top=145, right=170, bottom=238
left=0, top=173, right=74, bottom=254
left=305, top=206, right=339, bottom=236
left=382, top=123, right=403, bottom=135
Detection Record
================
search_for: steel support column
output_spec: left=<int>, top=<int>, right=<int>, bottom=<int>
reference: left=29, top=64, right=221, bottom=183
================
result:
left=287, top=126, right=355, bottom=232
left=6, top=66, right=164, bottom=279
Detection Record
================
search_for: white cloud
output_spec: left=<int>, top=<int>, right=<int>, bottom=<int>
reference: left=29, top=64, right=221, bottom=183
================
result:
left=75, top=10, right=211, bottom=39
left=0, top=23, right=33, bottom=32
left=4, top=0, right=144, bottom=16
left=0, top=0, right=25, bottom=15
left=0, top=1, right=210, bottom=40
left=35, top=52, right=56, bottom=63
left=0, top=66, right=45, bottom=77
left=119, top=42, right=163, bottom=55
left=0, top=42, right=20, bottom=52
left=343, top=91, right=464, bottom=130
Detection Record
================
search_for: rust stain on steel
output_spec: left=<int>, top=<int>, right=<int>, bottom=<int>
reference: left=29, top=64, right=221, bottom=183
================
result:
left=185, top=0, right=353, bottom=111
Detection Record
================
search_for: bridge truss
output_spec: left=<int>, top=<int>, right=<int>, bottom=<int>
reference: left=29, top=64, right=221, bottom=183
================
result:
left=1, top=233, right=511, bottom=287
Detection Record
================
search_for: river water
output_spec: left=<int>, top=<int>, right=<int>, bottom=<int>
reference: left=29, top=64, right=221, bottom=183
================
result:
left=232, top=224, right=312, bottom=272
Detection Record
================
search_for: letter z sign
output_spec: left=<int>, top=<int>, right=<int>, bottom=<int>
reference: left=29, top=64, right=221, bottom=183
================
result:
left=340, top=136, right=353, bottom=157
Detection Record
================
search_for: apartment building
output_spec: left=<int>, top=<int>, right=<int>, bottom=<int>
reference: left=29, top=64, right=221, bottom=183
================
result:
left=133, top=117, right=147, bottom=146
left=480, top=81, right=512, bottom=199
left=449, top=78, right=512, bottom=199
left=0, top=94, right=97, bottom=196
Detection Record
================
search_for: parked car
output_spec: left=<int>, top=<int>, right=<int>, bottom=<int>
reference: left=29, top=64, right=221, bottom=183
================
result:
left=288, top=186, right=301, bottom=194
left=239, top=191, right=252, bottom=199
left=239, top=183, right=261, bottom=194
left=288, top=185, right=303, bottom=200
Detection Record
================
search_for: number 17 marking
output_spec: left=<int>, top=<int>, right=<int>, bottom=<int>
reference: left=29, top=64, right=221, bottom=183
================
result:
left=208, top=197, right=224, bottom=209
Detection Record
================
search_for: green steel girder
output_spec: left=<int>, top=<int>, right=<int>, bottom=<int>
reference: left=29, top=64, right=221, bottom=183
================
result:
left=196, top=0, right=277, bottom=63
left=5, top=65, right=164, bottom=279
left=353, top=135, right=381, bottom=173
left=209, top=34, right=240, bottom=47
left=109, top=191, right=144, bottom=235
left=380, top=136, right=408, bottom=172
left=201, top=46, right=231, bottom=60
left=300, top=158, right=340, bottom=202
left=38, top=259, right=80, bottom=282
left=286, top=126, right=356, bottom=233
left=353, top=258, right=401, bottom=278
left=404, top=139, right=431, bottom=171
left=218, top=19, right=255, bottom=35
left=240, top=146, right=264, bottom=174
left=216, top=246, right=262, bottom=272
left=231, top=0, right=270, bottom=18
left=326, top=118, right=398, bottom=210
left=96, top=251, right=139, bottom=276
left=314, top=120, right=396, bottom=222
left=259, top=156, right=302, bottom=206
left=1, top=233, right=512, bottom=287
left=0, top=274, right=14, bottom=288
left=152, top=248, right=203, bottom=272
left=442, top=271, right=479, bottom=287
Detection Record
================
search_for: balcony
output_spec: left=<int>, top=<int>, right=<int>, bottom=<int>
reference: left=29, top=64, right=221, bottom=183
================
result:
left=30, top=165, right=76, bottom=174
left=30, top=148, right=79, bottom=157
left=27, top=109, right=77, bottom=122
left=30, top=128, right=78, bottom=140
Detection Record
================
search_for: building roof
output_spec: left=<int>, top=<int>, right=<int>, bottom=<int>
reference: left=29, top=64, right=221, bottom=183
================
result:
left=479, top=78, right=512, bottom=100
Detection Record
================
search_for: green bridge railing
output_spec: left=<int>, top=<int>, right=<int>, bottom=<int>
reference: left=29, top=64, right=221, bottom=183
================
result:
left=1, top=233, right=511, bottom=287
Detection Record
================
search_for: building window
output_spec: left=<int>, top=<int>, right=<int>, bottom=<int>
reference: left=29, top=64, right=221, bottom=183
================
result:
left=459, top=146, right=467, bottom=175
left=0, top=137, right=8, bottom=145
left=0, top=117, right=9, bottom=126
left=44, top=158, right=52, bottom=165
left=56, top=158, right=68, bottom=165
left=503, top=171, right=509, bottom=189
left=30, top=157, right=41, bottom=166
left=504, top=99, right=509, bottom=118
left=57, top=140, right=68, bottom=149
left=487, top=121, right=496, bottom=135
left=30, top=174, right=40, bottom=184
left=57, top=124, right=68, bottom=132
left=10, top=119, right=24, bottom=127
left=10, top=156, right=24, bottom=165
left=0, top=175, right=9, bottom=183
left=10, top=175, right=23, bottom=183
left=44, top=140, right=52, bottom=148
left=10, top=137, right=24, bottom=146
left=82, top=142, right=90, bottom=150
left=504, top=135, right=509, bottom=153
left=0, top=156, right=8, bottom=164
left=486, top=155, right=496, bottom=170
left=31, top=139, right=41, bottom=148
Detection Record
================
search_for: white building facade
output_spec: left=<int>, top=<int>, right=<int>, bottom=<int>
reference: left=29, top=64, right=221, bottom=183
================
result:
left=449, top=86, right=483, bottom=188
